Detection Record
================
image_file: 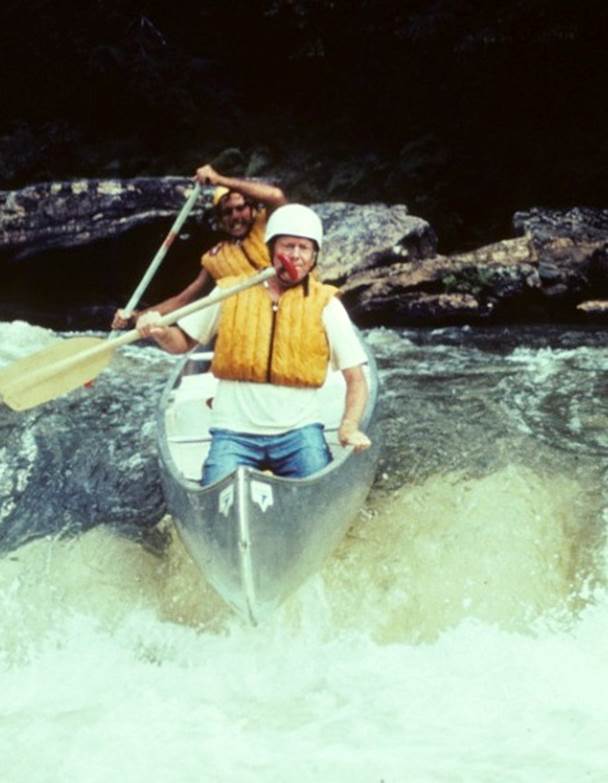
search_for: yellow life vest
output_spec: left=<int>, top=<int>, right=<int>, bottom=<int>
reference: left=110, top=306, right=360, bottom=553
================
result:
left=201, top=209, right=270, bottom=280
left=211, top=275, right=338, bottom=387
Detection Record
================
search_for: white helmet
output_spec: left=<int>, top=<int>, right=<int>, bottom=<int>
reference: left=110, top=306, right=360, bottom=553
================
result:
left=264, top=204, right=323, bottom=249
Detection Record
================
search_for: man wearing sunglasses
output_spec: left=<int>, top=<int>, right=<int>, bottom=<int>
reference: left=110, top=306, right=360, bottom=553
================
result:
left=111, top=163, right=286, bottom=329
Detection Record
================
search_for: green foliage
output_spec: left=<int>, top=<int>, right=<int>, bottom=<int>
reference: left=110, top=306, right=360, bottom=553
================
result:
left=443, top=266, right=499, bottom=297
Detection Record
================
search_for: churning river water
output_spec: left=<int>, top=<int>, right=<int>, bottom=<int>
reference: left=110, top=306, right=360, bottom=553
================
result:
left=1, top=322, right=607, bottom=782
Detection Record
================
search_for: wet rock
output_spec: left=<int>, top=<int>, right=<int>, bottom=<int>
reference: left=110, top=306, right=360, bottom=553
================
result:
left=3, top=177, right=608, bottom=327
left=510, top=208, right=608, bottom=316
left=513, top=206, right=608, bottom=245
left=0, top=177, right=209, bottom=259
left=340, top=217, right=608, bottom=325
left=341, top=238, right=538, bottom=325
left=538, top=261, right=561, bottom=282
left=0, top=333, right=174, bottom=553
left=313, top=202, right=437, bottom=283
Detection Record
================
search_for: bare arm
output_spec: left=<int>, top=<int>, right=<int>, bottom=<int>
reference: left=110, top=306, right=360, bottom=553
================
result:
left=196, top=164, right=287, bottom=210
left=143, top=268, right=210, bottom=316
left=112, top=269, right=210, bottom=329
left=338, top=365, right=372, bottom=452
left=136, top=312, right=198, bottom=354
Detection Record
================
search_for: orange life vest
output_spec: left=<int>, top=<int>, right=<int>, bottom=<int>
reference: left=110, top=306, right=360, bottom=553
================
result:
left=211, top=275, right=338, bottom=387
left=201, top=209, right=270, bottom=280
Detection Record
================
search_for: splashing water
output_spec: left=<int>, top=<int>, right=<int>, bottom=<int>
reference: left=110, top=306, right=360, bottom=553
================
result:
left=0, top=321, right=607, bottom=782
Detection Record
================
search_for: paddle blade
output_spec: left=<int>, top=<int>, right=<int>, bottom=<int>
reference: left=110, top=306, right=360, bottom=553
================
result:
left=0, top=337, right=111, bottom=411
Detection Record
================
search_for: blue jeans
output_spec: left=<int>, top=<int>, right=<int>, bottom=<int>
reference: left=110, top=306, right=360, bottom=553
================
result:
left=201, top=424, right=332, bottom=486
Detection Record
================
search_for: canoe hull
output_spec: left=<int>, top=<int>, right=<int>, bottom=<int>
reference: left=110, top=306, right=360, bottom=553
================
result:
left=157, top=337, right=380, bottom=624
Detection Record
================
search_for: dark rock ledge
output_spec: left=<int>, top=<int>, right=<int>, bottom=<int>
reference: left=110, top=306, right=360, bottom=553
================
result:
left=2, top=178, right=608, bottom=327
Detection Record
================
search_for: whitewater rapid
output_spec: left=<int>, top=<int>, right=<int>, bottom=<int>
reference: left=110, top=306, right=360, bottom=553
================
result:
left=1, top=321, right=607, bottom=782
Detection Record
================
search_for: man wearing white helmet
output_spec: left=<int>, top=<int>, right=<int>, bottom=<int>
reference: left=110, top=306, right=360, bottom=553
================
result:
left=111, top=163, right=286, bottom=329
left=138, top=203, right=371, bottom=484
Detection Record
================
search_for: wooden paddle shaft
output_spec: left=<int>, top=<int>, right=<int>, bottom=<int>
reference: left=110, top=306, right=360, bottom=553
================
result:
left=0, top=263, right=291, bottom=411
left=110, top=182, right=202, bottom=335
left=56, top=267, right=278, bottom=372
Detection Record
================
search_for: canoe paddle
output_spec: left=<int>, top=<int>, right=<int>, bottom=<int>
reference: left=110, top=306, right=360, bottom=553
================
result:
left=110, top=181, right=202, bottom=336
left=0, top=259, right=297, bottom=412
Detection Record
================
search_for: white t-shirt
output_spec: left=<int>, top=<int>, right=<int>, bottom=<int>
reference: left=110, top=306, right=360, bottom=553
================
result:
left=178, top=288, right=367, bottom=435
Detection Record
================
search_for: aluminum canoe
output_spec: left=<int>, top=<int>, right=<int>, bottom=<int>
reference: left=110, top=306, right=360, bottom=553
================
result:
left=156, top=335, right=380, bottom=625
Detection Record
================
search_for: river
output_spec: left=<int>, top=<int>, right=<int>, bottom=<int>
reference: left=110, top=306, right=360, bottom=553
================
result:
left=1, top=322, right=606, bottom=782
